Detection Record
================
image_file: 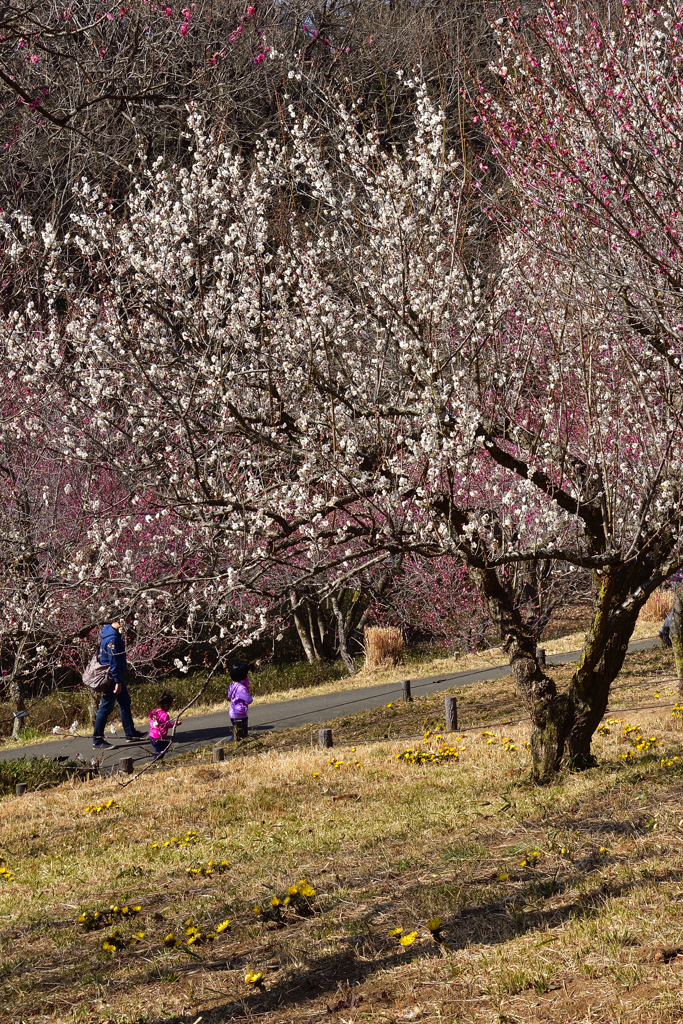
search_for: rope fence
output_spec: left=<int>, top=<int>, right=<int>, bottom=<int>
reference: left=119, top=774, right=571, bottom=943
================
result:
left=2, top=634, right=679, bottom=789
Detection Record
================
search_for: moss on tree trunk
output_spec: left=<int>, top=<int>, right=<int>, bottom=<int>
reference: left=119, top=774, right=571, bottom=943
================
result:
left=669, top=588, right=683, bottom=698
left=507, top=634, right=572, bottom=782
left=565, top=572, right=642, bottom=766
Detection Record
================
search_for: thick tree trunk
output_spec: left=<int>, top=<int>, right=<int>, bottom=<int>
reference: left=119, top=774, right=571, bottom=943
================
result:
left=290, top=591, right=320, bottom=663
left=307, top=603, right=324, bottom=660
left=10, top=679, right=26, bottom=739
left=331, top=595, right=355, bottom=676
left=506, top=633, right=573, bottom=782
left=8, top=637, right=28, bottom=738
left=670, top=588, right=683, bottom=698
left=565, top=571, right=641, bottom=765
left=471, top=566, right=573, bottom=782
left=471, top=556, right=668, bottom=781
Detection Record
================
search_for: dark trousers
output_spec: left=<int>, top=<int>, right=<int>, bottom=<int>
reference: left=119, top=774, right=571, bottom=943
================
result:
left=151, top=738, right=170, bottom=756
left=93, top=681, right=136, bottom=740
left=232, top=717, right=248, bottom=739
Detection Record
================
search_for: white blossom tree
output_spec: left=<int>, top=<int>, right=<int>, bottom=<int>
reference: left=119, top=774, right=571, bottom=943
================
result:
left=5, top=47, right=683, bottom=776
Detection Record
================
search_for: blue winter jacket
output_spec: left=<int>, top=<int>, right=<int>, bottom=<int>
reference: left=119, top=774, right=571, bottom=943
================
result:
left=98, top=624, right=127, bottom=686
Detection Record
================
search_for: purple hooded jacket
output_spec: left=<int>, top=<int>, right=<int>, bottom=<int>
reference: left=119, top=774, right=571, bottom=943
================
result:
left=228, top=679, right=253, bottom=720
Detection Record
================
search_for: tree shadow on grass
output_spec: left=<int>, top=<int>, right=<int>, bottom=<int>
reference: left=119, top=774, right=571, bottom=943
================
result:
left=143, top=868, right=683, bottom=1024
left=6, top=867, right=682, bottom=1020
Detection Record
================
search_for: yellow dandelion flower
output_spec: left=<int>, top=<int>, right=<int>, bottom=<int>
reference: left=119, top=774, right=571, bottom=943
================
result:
left=245, top=971, right=264, bottom=984
left=599, top=846, right=608, bottom=854
left=287, top=885, right=299, bottom=895
left=399, top=931, right=418, bottom=947
left=427, top=917, right=442, bottom=932
left=386, top=703, right=393, bottom=708
left=163, top=932, right=176, bottom=945
left=497, top=873, right=509, bottom=881
left=299, top=883, right=316, bottom=897
left=271, top=896, right=280, bottom=907
left=560, top=847, right=568, bottom=855
left=216, top=920, right=230, bottom=933
left=282, top=895, right=291, bottom=905
left=312, top=772, right=320, bottom=778
left=389, top=927, right=403, bottom=936
left=134, top=931, right=145, bottom=939
left=520, top=860, right=528, bottom=867
left=253, top=905, right=263, bottom=915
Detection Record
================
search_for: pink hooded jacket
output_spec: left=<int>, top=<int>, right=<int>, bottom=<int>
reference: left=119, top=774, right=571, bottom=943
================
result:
left=149, top=707, right=176, bottom=740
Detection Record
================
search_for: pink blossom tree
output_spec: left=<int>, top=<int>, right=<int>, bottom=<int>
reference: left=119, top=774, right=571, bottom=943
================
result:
left=460, top=0, right=683, bottom=770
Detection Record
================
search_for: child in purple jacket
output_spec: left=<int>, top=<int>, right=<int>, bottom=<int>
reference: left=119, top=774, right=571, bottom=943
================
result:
left=228, top=662, right=253, bottom=739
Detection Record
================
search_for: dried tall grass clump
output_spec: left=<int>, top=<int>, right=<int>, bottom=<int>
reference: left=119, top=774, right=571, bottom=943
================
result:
left=639, top=588, right=674, bottom=623
left=364, top=626, right=404, bottom=669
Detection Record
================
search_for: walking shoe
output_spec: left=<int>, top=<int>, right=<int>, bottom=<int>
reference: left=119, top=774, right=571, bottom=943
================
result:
left=93, top=739, right=114, bottom=749
left=125, top=732, right=147, bottom=743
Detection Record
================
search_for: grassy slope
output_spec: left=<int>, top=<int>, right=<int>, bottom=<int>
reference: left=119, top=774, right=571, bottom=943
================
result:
left=1, top=647, right=683, bottom=1024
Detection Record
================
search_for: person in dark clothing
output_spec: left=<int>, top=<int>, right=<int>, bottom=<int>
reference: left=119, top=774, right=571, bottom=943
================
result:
left=92, top=617, right=146, bottom=748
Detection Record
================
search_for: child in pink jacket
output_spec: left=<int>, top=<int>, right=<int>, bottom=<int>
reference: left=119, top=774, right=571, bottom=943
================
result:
left=227, top=662, right=253, bottom=740
left=149, top=692, right=182, bottom=756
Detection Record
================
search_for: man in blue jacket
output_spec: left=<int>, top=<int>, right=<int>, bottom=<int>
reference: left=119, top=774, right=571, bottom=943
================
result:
left=92, top=616, right=146, bottom=748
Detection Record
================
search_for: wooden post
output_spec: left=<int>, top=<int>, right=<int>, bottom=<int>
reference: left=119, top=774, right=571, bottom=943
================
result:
left=119, top=756, right=134, bottom=774
left=15, top=782, right=27, bottom=796
left=402, top=679, right=412, bottom=702
left=212, top=746, right=225, bottom=762
left=318, top=728, right=333, bottom=748
left=536, top=647, right=546, bottom=667
left=445, top=696, right=458, bottom=732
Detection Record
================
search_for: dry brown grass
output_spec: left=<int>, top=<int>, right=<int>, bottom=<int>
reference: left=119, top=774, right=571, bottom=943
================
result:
left=639, top=589, right=675, bottom=623
left=3, top=646, right=683, bottom=1024
left=364, top=626, right=404, bottom=669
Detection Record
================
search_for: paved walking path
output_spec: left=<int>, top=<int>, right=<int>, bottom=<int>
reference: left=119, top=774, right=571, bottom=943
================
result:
left=0, top=637, right=659, bottom=772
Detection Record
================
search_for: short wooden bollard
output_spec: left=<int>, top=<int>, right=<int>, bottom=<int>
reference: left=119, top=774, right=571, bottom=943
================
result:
left=536, top=647, right=546, bottom=667
left=15, top=782, right=27, bottom=796
left=118, top=756, right=134, bottom=775
left=212, top=746, right=225, bottom=763
left=318, top=728, right=333, bottom=748
left=402, top=679, right=412, bottom=703
left=445, top=695, right=458, bottom=733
